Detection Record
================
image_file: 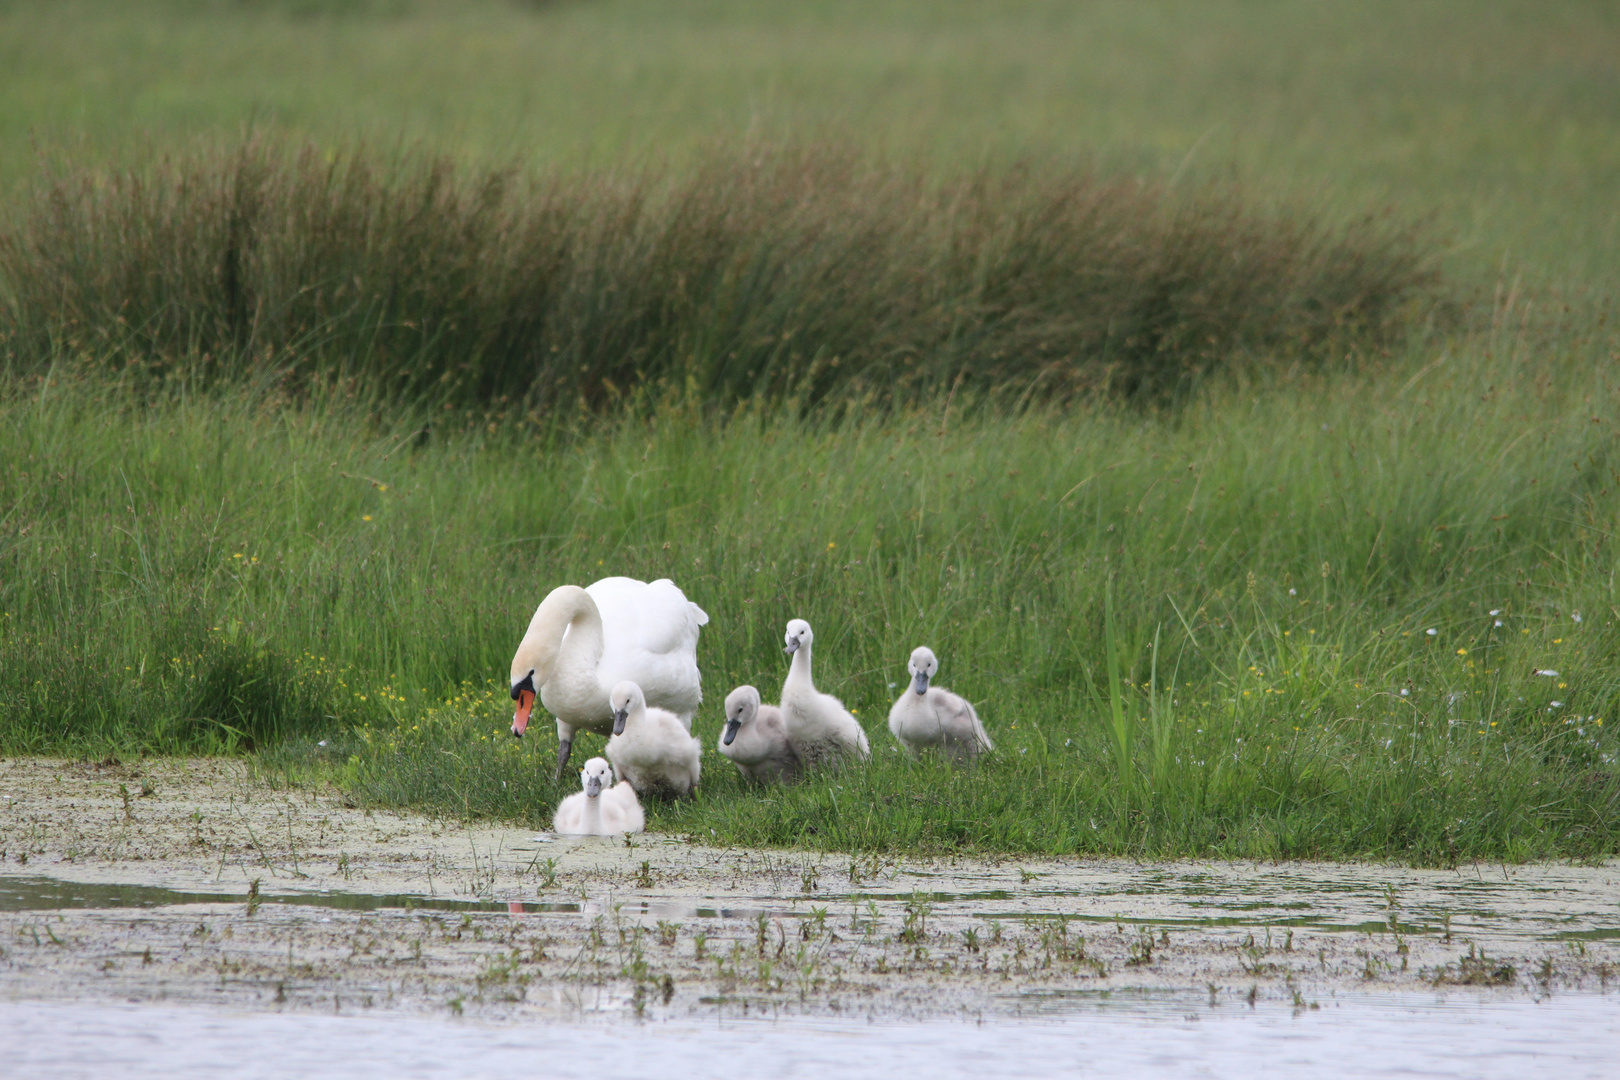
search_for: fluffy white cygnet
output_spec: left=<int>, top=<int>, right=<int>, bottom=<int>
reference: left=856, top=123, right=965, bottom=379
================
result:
left=605, top=680, right=702, bottom=799
left=780, top=619, right=870, bottom=768
left=887, top=646, right=993, bottom=764
left=718, top=685, right=801, bottom=784
left=552, top=757, right=646, bottom=835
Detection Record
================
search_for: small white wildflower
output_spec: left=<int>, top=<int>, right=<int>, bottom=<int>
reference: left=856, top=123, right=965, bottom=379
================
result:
left=1550, top=701, right=1564, bottom=709
left=1400, top=688, right=1410, bottom=697
left=1573, top=612, right=1583, bottom=623
left=1020, top=748, right=1028, bottom=755
left=1383, top=739, right=1393, bottom=749
left=1289, top=588, right=1297, bottom=596
left=317, top=740, right=328, bottom=747
left=1489, top=609, right=1502, bottom=616
left=1426, top=628, right=1438, bottom=636
left=1536, top=669, right=1560, bottom=677
left=1494, top=620, right=1504, bottom=628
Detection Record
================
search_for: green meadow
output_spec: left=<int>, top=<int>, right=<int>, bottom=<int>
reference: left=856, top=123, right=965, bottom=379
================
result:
left=2, top=0, right=1618, bottom=861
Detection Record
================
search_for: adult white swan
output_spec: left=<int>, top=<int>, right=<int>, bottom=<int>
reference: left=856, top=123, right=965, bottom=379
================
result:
left=780, top=618, right=870, bottom=768
left=887, top=646, right=993, bottom=764
left=509, top=576, right=707, bottom=778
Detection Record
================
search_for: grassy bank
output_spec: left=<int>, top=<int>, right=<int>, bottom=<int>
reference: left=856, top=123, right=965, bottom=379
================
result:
left=1, top=0, right=1618, bottom=861
left=4, top=322, right=1619, bottom=860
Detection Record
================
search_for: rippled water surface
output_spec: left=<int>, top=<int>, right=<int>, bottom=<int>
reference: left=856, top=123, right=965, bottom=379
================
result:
left=3, top=993, right=1616, bottom=1079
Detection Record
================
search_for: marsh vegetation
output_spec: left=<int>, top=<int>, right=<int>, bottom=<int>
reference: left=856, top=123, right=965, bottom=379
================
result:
left=1, top=0, right=1617, bottom=862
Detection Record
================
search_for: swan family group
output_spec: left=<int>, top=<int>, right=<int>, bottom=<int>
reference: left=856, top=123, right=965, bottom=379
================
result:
left=510, top=577, right=993, bottom=836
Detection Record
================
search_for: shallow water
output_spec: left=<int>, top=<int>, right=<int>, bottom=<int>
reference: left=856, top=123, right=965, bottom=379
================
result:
left=0, top=875, right=581, bottom=916
left=3, top=993, right=1616, bottom=1079
left=7, top=852, right=1618, bottom=946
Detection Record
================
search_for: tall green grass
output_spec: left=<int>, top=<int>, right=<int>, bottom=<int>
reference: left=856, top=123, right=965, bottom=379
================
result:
left=2, top=0, right=1617, bottom=861
left=0, top=141, right=1436, bottom=408
left=5, top=319, right=1618, bottom=859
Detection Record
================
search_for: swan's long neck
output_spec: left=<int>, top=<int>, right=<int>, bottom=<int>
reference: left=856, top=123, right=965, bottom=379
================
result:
left=518, top=586, right=608, bottom=716
left=582, top=792, right=603, bottom=833
left=786, top=643, right=815, bottom=691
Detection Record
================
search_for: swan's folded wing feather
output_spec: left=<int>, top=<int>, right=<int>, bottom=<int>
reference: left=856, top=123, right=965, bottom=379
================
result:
left=552, top=792, right=585, bottom=833
left=588, top=577, right=706, bottom=656
left=586, top=577, right=707, bottom=716
left=604, top=782, right=646, bottom=833
left=938, top=691, right=993, bottom=752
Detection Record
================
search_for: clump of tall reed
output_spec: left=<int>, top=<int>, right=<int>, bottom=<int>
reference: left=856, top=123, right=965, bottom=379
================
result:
left=0, top=138, right=1438, bottom=409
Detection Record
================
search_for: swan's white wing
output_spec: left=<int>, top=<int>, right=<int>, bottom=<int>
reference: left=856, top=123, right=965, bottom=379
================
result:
left=587, top=577, right=707, bottom=719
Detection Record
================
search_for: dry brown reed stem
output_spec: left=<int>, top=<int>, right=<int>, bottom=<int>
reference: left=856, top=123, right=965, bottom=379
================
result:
left=0, top=139, right=1439, bottom=409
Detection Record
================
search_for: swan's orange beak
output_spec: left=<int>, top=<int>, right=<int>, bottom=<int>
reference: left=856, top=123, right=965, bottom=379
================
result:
left=512, top=689, right=535, bottom=738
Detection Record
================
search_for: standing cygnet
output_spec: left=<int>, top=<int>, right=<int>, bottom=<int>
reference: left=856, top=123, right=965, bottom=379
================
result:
left=888, top=646, right=994, bottom=764
left=605, top=680, right=702, bottom=799
left=552, top=757, right=646, bottom=835
left=780, top=619, right=870, bottom=768
left=718, top=685, right=801, bottom=784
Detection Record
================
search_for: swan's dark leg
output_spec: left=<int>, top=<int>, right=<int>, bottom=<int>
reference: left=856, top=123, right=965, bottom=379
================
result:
left=554, top=738, right=574, bottom=781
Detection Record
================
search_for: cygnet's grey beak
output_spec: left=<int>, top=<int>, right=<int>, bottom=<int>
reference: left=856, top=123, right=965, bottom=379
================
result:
left=784, top=637, right=800, bottom=655
left=913, top=671, right=929, bottom=696
left=722, top=718, right=741, bottom=746
left=585, top=774, right=603, bottom=798
left=612, top=708, right=629, bottom=736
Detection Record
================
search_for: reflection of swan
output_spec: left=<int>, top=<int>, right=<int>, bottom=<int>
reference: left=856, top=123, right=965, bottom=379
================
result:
left=508, top=577, right=707, bottom=778
left=552, top=758, right=646, bottom=835
left=888, top=646, right=993, bottom=763
left=605, top=681, right=702, bottom=799
left=718, top=685, right=800, bottom=784
left=780, top=619, right=870, bottom=768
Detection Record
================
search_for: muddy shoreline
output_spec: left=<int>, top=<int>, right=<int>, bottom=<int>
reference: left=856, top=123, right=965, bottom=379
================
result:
left=2, top=757, right=1616, bottom=1022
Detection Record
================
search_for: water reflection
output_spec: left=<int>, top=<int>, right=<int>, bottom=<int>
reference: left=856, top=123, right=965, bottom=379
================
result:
left=2, top=993, right=1614, bottom=1079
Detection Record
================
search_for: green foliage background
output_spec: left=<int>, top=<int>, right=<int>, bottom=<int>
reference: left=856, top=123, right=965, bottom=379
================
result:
left=2, top=0, right=1618, bottom=860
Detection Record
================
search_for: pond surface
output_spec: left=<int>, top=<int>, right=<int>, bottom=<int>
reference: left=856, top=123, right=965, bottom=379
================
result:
left=2, top=992, right=1615, bottom=1079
